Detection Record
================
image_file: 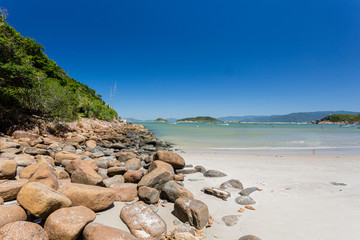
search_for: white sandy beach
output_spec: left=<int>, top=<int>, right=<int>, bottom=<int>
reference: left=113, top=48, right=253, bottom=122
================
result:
left=94, top=151, right=360, bottom=240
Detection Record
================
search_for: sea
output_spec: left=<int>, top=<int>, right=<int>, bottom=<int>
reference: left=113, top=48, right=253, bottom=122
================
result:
left=134, top=122, right=360, bottom=155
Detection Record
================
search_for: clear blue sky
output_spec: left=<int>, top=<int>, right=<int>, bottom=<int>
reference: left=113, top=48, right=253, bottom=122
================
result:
left=3, top=0, right=360, bottom=119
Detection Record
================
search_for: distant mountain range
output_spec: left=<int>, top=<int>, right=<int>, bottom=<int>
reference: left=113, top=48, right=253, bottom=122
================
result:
left=219, top=111, right=359, bottom=123
left=124, top=111, right=359, bottom=123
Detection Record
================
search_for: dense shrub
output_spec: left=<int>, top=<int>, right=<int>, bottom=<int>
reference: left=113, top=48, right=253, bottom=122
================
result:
left=0, top=15, right=118, bottom=121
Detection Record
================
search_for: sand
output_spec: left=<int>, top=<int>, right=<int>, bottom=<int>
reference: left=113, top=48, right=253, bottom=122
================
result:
left=94, top=152, right=360, bottom=240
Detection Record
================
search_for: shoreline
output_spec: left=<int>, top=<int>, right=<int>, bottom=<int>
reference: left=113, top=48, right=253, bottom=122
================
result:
left=173, top=146, right=360, bottom=156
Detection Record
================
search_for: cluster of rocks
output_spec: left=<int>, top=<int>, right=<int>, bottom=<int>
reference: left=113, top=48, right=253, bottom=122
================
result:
left=0, top=119, right=214, bottom=239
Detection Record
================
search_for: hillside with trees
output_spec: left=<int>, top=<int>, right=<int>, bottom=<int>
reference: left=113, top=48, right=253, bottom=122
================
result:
left=153, top=118, right=170, bottom=123
left=320, top=113, right=360, bottom=124
left=177, top=116, right=223, bottom=123
left=0, top=10, right=118, bottom=130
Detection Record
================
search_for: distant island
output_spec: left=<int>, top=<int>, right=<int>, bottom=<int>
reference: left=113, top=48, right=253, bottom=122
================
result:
left=176, top=116, right=223, bottom=123
left=318, top=113, right=360, bottom=124
left=153, top=118, right=170, bottom=123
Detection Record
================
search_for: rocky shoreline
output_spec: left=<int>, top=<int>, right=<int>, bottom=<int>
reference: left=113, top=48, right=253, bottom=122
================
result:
left=0, top=119, right=261, bottom=240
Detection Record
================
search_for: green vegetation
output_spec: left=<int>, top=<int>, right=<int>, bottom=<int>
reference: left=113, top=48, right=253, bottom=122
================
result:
left=0, top=13, right=118, bottom=121
left=154, top=118, right=170, bottom=123
left=176, top=116, right=223, bottom=123
left=321, top=114, right=360, bottom=123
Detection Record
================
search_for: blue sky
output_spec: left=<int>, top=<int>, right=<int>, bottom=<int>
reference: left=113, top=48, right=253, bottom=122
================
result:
left=2, top=0, right=360, bottom=119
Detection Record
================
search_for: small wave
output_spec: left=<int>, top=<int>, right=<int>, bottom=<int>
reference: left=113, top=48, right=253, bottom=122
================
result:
left=204, top=146, right=360, bottom=150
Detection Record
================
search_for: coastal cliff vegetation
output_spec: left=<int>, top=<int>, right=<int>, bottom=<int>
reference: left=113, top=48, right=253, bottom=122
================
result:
left=0, top=12, right=118, bottom=126
left=321, top=113, right=360, bottom=124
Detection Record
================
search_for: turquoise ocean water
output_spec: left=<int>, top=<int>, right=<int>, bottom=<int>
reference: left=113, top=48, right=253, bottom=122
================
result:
left=135, top=122, right=360, bottom=154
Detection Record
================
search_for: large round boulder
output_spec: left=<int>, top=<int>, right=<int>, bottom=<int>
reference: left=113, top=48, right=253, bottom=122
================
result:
left=120, top=201, right=166, bottom=240
left=58, top=183, right=115, bottom=212
left=17, top=182, right=72, bottom=218
left=153, top=151, right=185, bottom=169
left=44, top=206, right=96, bottom=240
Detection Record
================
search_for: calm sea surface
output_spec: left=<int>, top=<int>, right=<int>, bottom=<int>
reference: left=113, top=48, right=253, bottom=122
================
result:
left=135, top=122, right=360, bottom=154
